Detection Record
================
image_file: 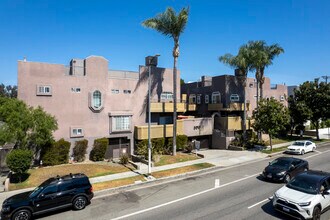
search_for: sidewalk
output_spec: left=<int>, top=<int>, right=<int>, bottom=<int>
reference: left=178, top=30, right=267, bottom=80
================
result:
left=0, top=140, right=328, bottom=202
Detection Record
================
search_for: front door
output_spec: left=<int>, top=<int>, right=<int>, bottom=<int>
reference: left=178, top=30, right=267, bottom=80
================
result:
left=34, top=184, right=59, bottom=212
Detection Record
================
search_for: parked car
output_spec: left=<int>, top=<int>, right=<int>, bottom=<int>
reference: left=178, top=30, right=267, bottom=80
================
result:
left=1, top=173, right=93, bottom=220
left=272, top=170, right=330, bottom=220
left=262, top=157, right=309, bottom=183
left=286, top=140, right=316, bottom=155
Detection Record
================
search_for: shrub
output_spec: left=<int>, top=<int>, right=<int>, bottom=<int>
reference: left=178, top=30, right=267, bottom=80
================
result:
left=42, top=139, right=70, bottom=166
left=136, top=138, right=166, bottom=160
left=119, top=154, right=129, bottom=165
left=167, top=135, right=188, bottom=151
left=73, top=139, right=88, bottom=162
left=6, top=149, right=33, bottom=180
left=89, top=138, right=108, bottom=161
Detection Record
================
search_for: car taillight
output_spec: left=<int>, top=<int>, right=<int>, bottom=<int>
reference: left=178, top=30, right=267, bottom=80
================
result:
left=89, top=186, right=93, bottom=193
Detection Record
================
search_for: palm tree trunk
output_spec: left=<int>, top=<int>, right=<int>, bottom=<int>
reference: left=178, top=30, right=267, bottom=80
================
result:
left=256, top=78, right=261, bottom=141
left=242, top=76, right=247, bottom=144
left=173, top=56, right=178, bottom=156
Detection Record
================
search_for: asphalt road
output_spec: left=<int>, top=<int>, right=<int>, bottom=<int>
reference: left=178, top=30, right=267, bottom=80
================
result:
left=37, top=143, right=330, bottom=220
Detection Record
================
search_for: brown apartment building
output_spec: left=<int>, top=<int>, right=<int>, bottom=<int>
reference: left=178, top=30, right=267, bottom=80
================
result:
left=18, top=55, right=185, bottom=158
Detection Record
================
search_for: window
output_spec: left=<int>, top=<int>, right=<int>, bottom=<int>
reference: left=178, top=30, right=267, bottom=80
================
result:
left=280, top=95, right=285, bottom=101
left=123, top=90, right=131, bottom=94
left=205, top=95, right=209, bottom=104
left=93, top=90, right=102, bottom=108
left=189, top=94, right=196, bottom=104
left=249, top=83, right=254, bottom=88
left=71, top=87, right=81, bottom=93
left=42, top=185, right=57, bottom=195
left=36, top=85, right=52, bottom=96
left=161, top=92, right=173, bottom=101
left=212, top=92, right=220, bottom=104
left=112, top=116, right=130, bottom=132
left=111, top=89, right=119, bottom=94
left=230, top=94, right=239, bottom=102
left=197, top=94, right=201, bottom=104
left=71, top=127, right=84, bottom=137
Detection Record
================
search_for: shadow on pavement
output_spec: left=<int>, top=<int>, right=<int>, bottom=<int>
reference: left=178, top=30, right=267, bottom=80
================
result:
left=261, top=200, right=295, bottom=220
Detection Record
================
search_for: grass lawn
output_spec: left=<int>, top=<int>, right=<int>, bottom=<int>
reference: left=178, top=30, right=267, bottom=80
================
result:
left=9, top=163, right=135, bottom=191
left=261, top=146, right=288, bottom=154
left=92, top=176, right=146, bottom=191
left=152, top=163, right=214, bottom=178
left=154, top=153, right=201, bottom=167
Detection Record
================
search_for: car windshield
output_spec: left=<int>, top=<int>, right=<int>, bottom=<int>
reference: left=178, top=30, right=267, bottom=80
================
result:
left=287, top=175, right=318, bottom=194
left=292, top=141, right=305, bottom=146
left=29, top=178, right=55, bottom=198
left=270, top=159, right=291, bottom=168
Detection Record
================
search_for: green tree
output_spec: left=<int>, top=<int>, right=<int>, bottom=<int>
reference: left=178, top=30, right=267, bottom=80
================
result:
left=288, top=94, right=311, bottom=136
left=0, top=84, right=17, bottom=98
left=0, top=97, right=57, bottom=151
left=294, top=80, right=330, bottom=140
left=142, top=7, right=189, bottom=156
left=6, top=149, right=33, bottom=182
left=219, top=45, right=252, bottom=141
left=252, top=98, right=290, bottom=151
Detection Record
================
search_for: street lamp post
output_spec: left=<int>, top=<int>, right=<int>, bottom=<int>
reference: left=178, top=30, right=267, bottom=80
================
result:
left=146, top=54, right=160, bottom=176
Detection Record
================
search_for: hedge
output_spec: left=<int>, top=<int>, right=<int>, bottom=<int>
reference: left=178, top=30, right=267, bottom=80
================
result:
left=73, top=139, right=88, bottom=162
left=42, top=139, right=70, bottom=166
left=89, top=138, right=108, bottom=161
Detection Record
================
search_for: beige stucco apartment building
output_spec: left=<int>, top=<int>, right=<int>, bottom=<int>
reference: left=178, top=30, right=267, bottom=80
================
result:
left=18, top=55, right=182, bottom=158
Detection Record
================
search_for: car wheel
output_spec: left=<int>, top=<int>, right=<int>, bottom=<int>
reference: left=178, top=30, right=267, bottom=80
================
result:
left=73, top=196, right=87, bottom=210
left=12, top=209, right=31, bottom=220
left=312, top=206, right=321, bottom=220
left=284, top=174, right=291, bottom=183
left=312, top=147, right=316, bottom=152
left=301, top=150, right=305, bottom=155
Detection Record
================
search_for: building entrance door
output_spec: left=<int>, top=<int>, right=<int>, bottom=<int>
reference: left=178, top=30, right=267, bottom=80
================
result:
left=105, top=137, right=130, bottom=159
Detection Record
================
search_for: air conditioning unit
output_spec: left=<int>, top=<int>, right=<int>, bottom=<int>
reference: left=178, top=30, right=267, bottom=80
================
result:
left=145, top=56, right=158, bottom=67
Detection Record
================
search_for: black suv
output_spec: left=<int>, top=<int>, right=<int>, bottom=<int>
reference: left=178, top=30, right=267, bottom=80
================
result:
left=1, top=173, right=93, bottom=220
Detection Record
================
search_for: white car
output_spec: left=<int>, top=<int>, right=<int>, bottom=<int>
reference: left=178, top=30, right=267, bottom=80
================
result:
left=286, top=140, right=316, bottom=155
left=273, top=170, right=330, bottom=220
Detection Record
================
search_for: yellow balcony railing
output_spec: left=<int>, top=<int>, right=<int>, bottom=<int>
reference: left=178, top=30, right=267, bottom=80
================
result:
left=187, top=104, right=197, bottom=111
left=135, top=120, right=184, bottom=140
left=208, top=103, right=223, bottom=111
left=150, top=102, right=186, bottom=113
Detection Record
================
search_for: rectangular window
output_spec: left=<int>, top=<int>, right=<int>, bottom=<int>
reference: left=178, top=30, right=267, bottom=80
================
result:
left=280, top=95, right=285, bottom=101
left=189, top=94, right=196, bottom=104
left=230, top=94, right=240, bottom=102
left=36, top=85, right=52, bottom=96
left=111, top=89, right=119, bottom=94
left=205, top=95, right=209, bottom=104
left=161, top=92, right=173, bottom=101
left=197, top=94, right=201, bottom=104
left=71, top=87, right=81, bottom=93
left=123, top=90, right=131, bottom=94
left=113, top=116, right=130, bottom=132
left=212, top=92, right=220, bottom=104
left=70, top=127, right=84, bottom=138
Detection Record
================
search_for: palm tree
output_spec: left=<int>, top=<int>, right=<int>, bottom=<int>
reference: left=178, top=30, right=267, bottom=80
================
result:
left=219, top=45, right=252, bottom=142
left=142, top=7, right=189, bottom=156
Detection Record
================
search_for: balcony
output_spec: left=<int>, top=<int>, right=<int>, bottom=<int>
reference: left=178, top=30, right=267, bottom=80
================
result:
left=150, top=102, right=188, bottom=113
left=214, top=116, right=250, bottom=130
left=208, top=103, right=223, bottom=111
left=208, top=103, right=249, bottom=111
left=187, top=104, right=197, bottom=111
left=135, top=120, right=184, bottom=140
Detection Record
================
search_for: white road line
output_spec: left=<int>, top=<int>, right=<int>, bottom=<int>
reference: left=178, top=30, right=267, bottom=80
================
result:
left=247, top=198, right=269, bottom=209
left=110, top=173, right=260, bottom=220
left=215, top=179, right=220, bottom=188
left=305, top=149, right=330, bottom=159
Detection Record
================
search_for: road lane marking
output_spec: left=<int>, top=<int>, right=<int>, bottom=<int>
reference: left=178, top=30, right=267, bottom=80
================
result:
left=305, top=149, right=330, bottom=159
left=110, top=173, right=260, bottom=220
left=247, top=198, right=269, bottom=209
left=215, top=179, right=220, bottom=188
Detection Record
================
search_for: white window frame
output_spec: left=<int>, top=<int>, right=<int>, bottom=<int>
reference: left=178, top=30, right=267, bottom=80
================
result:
left=280, top=95, right=285, bottom=101
left=124, top=90, right=131, bottom=94
left=230, top=94, right=240, bottom=102
left=112, top=116, right=131, bottom=132
left=189, top=94, right=196, bottom=104
left=212, top=92, right=220, bottom=104
left=205, top=95, right=209, bottom=104
left=93, top=90, right=102, bottom=109
left=70, top=127, right=84, bottom=138
left=161, top=92, right=173, bottom=101
left=71, top=87, right=81, bottom=93
left=197, top=94, right=201, bottom=104
left=36, top=85, right=52, bottom=96
left=111, top=89, right=119, bottom=94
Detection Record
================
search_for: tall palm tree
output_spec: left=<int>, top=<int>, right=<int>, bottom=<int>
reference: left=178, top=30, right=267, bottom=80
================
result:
left=259, top=44, right=284, bottom=99
left=219, top=45, right=252, bottom=141
left=142, top=7, right=189, bottom=156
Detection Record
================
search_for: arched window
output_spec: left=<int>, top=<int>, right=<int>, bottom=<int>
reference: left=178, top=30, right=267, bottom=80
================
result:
left=93, top=90, right=102, bottom=108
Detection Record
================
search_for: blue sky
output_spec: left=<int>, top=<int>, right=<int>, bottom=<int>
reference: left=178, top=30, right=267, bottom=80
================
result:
left=0, top=0, right=329, bottom=86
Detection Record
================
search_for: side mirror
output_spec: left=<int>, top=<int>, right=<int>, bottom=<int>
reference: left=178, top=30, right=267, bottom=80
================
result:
left=322, top=191, right=330, bottom=195
left=289, top=165, right=294, bottom=170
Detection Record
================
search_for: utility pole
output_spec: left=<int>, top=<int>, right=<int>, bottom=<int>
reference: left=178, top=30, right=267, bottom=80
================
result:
left=321, top=75, right=329, bottom=84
